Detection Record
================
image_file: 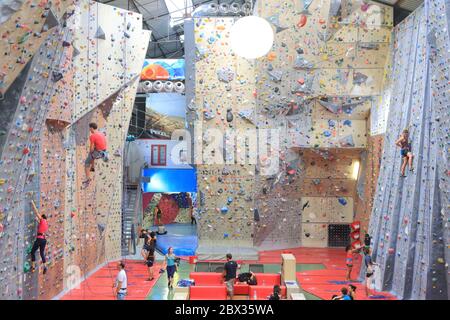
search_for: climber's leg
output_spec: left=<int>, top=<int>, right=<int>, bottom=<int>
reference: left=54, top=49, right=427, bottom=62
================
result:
left=84, top=152, right=95, bottom=180
left=400, top=155, right=408, bottom=177
left=408, top=152, right=414, bottom=171
left=30, top=239, right=39, bottom=272
left=39, top=239, right=48, bottom=274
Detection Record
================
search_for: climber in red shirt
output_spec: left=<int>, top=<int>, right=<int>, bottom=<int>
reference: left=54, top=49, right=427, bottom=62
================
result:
left=84, top=122, right=108, bottom=183
left=30, top=200, right=48, bottom=274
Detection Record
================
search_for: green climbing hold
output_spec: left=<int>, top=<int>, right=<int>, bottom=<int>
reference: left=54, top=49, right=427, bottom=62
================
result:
left=24, top=262, right=31, bottom=273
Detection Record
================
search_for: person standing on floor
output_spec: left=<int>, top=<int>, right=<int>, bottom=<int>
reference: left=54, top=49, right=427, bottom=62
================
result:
left=30, top=200, right=48, bottom=274
left=222, top=253, right=238, bottom=300
left=114, top=261, right=127, bottom=300
left=363, top=247, right=378, bottom=297
left=155, top=205, right=162, bottom=226
left=345, top=245, right=360, bottom=281
left=145, top=232, right=157, bottom=281
left=162, top=247, right=177, bottom=289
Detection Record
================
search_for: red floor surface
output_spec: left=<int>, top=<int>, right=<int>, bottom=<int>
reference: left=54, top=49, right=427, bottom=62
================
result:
left=203, top=247, right=396, bottom=300
left=257, top=247, right=396, bottom=300
left=61, top=260, right=161, bottom=300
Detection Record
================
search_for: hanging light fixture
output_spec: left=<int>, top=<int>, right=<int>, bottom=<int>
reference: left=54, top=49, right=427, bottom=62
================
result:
left=229, top=3, right=274, bottom=59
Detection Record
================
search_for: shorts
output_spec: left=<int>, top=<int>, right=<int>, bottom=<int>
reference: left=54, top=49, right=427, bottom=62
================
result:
left=346, top=258, right=353, bottom=267
left=366, top=272, right=374, bottom=278
left=400, top=149, right=410, bottom=157
left=146, top=257, right=154, bottom=267
left=167, top=265, right=176, bottom=278
left=85, top=150, right=107, bottom=166
left=117, top=290, right=127, bottom=300
left=225, top=279, right=235, bottom=295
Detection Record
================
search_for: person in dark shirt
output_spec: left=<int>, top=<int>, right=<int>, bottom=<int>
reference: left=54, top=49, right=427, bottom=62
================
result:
left=237, top=271, right=257, bottom=285
left=222, top=253, right=238, bottom=300
left=145, top=232, right=157, bottom=281
left=363, top=247, right=378, bottom=297
left=268, top=285, right=281, bottom=300
left=348, top=284, right=356, bottom=300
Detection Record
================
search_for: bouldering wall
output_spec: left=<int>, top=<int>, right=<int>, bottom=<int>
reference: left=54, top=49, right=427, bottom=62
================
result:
left=366, top=0, right=450, bottom=300
left=188, top=0, right=393, bottom=250
left=0, top=0, right=149, bottom=300
left=0, top=0, right=74, bottom=97
left=251, top=0, right=393, bottom=247
left=354, top=132, right=383, bottom=233
left=299, top=149, right=359, bottom=248
left=191, top=17, right=257, bottom=249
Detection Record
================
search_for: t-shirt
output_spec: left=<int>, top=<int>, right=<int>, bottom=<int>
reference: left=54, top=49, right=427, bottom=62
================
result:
left=37, top=219, right=48, bottom=239
left=90, top=131, right=107, bottom=151
left=116, top=269, right=127, bottom=289
left=342, top=295, right=351, bottom=300
left=166, top=254, right=176, bottom=267
left=224, top=261, right=238, bottom=281
left=269, top=293, right=280, bottom=300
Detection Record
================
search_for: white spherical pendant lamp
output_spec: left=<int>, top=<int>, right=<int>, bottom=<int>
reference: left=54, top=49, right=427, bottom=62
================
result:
left=230, top=16, right=274, bottom=59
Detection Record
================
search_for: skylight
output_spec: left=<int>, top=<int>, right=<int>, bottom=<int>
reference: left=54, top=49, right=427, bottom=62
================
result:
left=164, top=0, right=193, bottom=28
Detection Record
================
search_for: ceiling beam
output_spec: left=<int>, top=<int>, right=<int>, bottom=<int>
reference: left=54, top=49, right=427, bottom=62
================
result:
left=129, top=0, right=168, bottom=57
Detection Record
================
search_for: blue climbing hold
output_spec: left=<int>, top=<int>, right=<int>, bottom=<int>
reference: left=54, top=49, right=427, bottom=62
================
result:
left=338, top=197, right=347, bottom=205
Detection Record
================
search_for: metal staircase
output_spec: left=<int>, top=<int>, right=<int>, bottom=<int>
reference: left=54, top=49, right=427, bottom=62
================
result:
left=121, top=184, right=139, bottom=256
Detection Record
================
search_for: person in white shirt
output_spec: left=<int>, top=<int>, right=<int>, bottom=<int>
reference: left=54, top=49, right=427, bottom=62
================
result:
left=114, top=261, right=127, bottom=300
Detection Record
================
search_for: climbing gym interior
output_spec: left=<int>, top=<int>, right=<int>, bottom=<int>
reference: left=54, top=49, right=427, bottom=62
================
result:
left=0, top=0, right=448, bottom=302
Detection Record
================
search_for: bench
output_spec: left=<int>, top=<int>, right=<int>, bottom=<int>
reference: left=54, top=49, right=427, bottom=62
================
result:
left=190, top=286, right=227, bottom=300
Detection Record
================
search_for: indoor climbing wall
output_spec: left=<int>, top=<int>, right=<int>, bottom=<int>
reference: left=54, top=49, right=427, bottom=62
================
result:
left=366, top=1, right=449, bottom=300
left=0, top=15, right=73, bottom=299
left=192, top=17, right=257, bottom=249
left=0, top=0, right=74, bottom=97
left=0, top=0, right=149, bottom=300
left=251, top=0, right=393, bottom=246
left=299, top=149, right=359, bottom=247
left=189, top=0, right=394, bottom=249
left=354, top=132, right=383, bottom=233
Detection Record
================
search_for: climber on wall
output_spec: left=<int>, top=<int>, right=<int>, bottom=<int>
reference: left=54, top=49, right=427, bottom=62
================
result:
left=84, top=122, right=108, bottom=184
left=30, top=200, right=48, bottom=274
left=396, top=129, right=414, bottom=177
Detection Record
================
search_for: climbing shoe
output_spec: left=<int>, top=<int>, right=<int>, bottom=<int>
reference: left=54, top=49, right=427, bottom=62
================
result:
left=43, top=266, right=48, bottom=274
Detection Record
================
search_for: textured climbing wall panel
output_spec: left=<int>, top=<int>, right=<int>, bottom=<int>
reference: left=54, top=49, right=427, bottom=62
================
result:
left=0, top=0, right=74, bottom=96
left=354, top=133, right=383, bottom=233
left=366, top=1, right=449, bottom=300
left=0, top=20, right=72, bottom=299
left=247, top=0, right=393, bottom=247
left=192, top=17, right=257, bottom=248
left=0, top=0, right=149, bottom=300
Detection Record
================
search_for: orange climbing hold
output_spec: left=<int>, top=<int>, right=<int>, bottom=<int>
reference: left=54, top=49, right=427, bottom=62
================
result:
left=267, top=52, right=276, bottom=61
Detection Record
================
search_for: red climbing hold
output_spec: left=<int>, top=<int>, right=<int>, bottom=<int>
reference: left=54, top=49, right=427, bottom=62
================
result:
left=297, top=15, right=307, bottom=28
left=23, top=147, right=30, bottom=155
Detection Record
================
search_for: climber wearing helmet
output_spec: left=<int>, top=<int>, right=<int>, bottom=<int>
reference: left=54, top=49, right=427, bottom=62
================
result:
left=84, top=122, right=108, bottom=184
left=396, top=129, right=414, bottom=177
left=30, top=200, right=48, bottom=274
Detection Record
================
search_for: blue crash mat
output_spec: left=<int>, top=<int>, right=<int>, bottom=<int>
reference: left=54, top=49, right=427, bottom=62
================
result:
left=155, top=233, right=198, bottom=256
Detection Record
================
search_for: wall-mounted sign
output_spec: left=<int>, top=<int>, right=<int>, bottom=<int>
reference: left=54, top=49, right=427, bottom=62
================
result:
left=141, top=59, right=185, bottom=81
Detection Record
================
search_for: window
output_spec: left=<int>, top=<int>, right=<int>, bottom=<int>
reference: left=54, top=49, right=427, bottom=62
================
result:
left=151, top=145, right=167, bottom=166
left=164, top=0, right=193, bottom=28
